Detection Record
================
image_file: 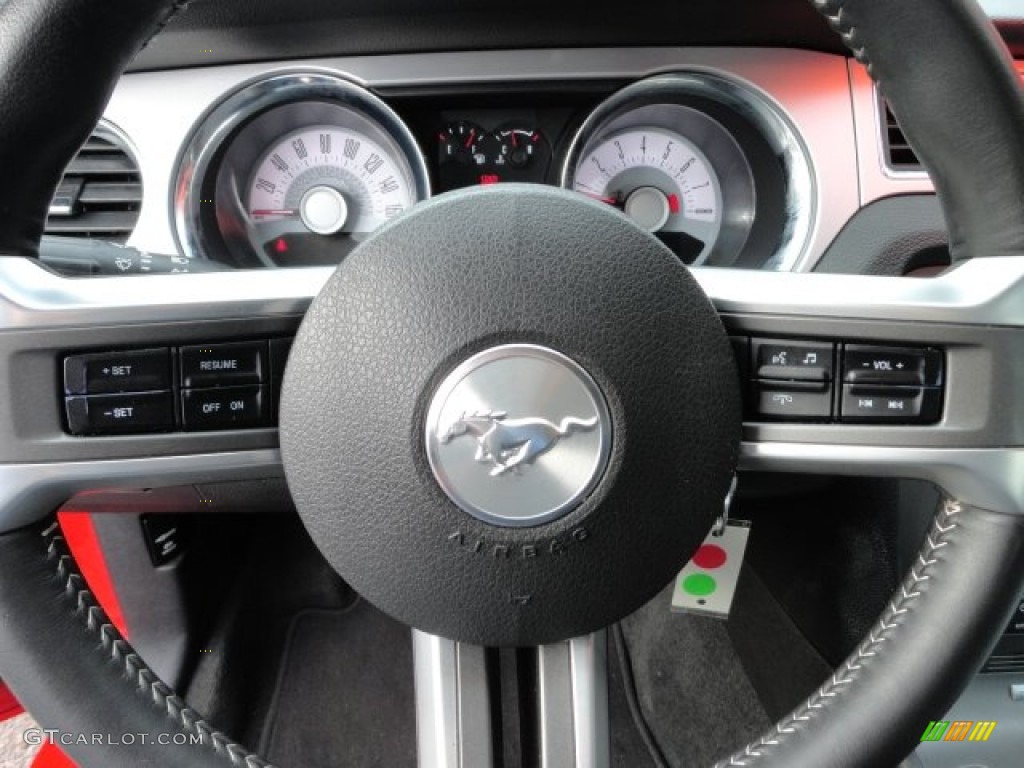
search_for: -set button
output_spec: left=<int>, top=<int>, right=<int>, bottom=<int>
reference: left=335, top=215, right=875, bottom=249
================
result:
left=182, top=385, right=267, bottom=431
left=66, top=392, right=175, bottom=435
left=180, top=342, right=266, bottom=388
left=64, top=348, right=171, bottom=394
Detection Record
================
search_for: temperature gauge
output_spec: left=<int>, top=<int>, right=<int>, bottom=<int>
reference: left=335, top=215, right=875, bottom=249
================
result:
left=493, top=128, right=544, bottom=169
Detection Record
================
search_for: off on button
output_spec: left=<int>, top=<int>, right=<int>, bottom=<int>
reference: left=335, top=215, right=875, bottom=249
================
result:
left=181, top=386, right=266, bottom=431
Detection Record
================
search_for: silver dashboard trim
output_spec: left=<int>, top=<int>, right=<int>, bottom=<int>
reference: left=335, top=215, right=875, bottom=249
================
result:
left=740, top=444, right=1024, bottom=517
left=7, top=254, right=1024, bottom=330
left=0, top=450, right=284, bottom=532
left=101, top=47, right=858, bottom=272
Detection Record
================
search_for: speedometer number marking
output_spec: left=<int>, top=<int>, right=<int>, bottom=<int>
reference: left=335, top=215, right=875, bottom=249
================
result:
left=320, top=133, right=332, bottom=155
left=344, top=138, right=361, bottom=160
left=379, top=177, right=399, bottom=194
left=364, top=154, right=384, bottom=174
left=255, top=178, right=276, bottom=195
left=292, top=138, right=308, bottom=160
left=270, top=154, right=289, bottom=172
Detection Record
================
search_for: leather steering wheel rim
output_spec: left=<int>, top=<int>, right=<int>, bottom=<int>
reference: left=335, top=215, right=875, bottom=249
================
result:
left=1, top=2, right=1024, bottom=767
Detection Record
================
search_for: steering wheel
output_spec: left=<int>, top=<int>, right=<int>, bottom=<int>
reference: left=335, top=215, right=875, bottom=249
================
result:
left=2, top=1, right=1024, bottom=766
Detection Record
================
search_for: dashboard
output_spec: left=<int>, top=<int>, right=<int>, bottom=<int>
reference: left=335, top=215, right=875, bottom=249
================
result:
left=95, top=48, right=950, bottom=277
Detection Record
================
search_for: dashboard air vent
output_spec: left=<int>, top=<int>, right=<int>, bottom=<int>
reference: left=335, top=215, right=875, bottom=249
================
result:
left=880, top=99, right=921, bottom=171
left=45, top=127, right=142, bottom=243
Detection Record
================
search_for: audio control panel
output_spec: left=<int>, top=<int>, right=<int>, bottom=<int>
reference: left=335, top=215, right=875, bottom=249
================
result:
left=731, top=337, right=944, bottom=424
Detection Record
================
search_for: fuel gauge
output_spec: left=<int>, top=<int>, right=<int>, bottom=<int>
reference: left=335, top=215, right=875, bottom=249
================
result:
left=438, top=121, right=486, bottom=166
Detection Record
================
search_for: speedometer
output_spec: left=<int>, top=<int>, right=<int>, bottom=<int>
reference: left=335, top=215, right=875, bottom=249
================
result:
left=572, top=127, right=723, bottom=262
left=248, top=126, right=414, bottom=244
left=175, top=73, right=430, bottom=268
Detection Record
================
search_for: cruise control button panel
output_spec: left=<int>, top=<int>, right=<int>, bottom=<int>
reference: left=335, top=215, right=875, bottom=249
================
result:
left=62, top=337, right=291, bottom=436
left=735, top=336, right=945, bottom=425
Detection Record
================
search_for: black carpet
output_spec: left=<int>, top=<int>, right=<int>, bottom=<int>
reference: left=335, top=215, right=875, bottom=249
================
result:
left=619, top=582, right=773, bottom=768
left=259, top=601, right=417, bottom=768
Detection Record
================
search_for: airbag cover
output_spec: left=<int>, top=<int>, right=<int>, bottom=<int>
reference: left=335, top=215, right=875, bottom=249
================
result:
left=280, top=185, right=740, bottom=645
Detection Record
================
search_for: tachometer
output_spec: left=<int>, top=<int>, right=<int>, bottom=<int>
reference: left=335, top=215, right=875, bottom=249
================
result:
left=561, top=78, right=792, bottom=268
left=573, top=127, right=722, bottom=262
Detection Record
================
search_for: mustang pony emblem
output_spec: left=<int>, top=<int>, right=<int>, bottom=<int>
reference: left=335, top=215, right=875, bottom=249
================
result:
left=440, top=410, right=599, bottom=476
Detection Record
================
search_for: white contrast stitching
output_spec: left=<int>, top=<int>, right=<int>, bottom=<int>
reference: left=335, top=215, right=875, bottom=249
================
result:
left=713, top=498, right=962, bottom=767
left=43, top=526, right=276, bottom=768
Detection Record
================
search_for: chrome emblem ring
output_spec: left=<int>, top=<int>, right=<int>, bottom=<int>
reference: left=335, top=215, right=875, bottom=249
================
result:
left=425, top=344, right=612, bottom=527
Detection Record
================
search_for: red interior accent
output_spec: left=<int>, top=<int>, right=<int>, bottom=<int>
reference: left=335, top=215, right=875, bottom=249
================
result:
left=32, top=742, right=79, bottom=768
left=56, top=511, right=128, bottom=638
left=0, top=682, right=23, bottom=721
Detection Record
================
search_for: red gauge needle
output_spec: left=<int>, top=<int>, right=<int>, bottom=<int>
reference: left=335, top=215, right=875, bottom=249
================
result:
left=464, top=130, right=477, bottom=149
left=578, top=191, right=619, bottom=205
left=251, top=208, right=298, bottom=217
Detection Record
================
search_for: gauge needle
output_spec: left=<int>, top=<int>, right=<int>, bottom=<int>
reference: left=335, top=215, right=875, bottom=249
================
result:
left=578, top=191, right=620, bottom=205
left=251, top=208, right=298, bottom=217
left=464, top=130, right=477, bottom=148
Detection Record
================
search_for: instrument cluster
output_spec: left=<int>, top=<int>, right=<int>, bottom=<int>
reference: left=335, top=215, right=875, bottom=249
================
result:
left=176, top=70, right=811, bottom=270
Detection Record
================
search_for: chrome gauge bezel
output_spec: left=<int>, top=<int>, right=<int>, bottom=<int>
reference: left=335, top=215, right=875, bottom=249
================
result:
left=560, top=73, right=815, bottom=271
left=173, top=71, right=431, bottom=266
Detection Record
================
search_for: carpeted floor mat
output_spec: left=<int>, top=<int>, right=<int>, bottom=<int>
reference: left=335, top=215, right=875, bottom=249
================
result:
left=619, top=582, right=773, bottom=767
left=256, top=580, right=787, bottom=768
left=259, top=600, right=417, bottom=768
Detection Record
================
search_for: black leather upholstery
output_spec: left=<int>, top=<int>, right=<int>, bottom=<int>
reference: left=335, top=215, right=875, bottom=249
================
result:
left=717, top=499, right=1024, bottom=767
left=0, top=521, right=270, bottom=768
left=0, top=0, right=187, bottom=257
left=809, top=0, right=1024, bottom=262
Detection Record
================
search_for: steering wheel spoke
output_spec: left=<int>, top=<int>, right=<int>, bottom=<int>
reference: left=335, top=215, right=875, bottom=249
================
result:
left=413, top=629, right=609, bottom=768
left=692, top=257, right=1024, bottom=517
